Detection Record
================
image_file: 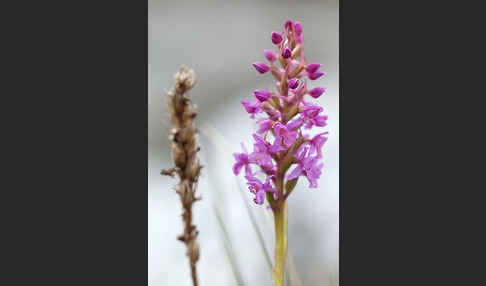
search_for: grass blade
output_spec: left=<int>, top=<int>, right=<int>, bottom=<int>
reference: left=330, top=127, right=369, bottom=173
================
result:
left=213, top=204, right=245, bottom=286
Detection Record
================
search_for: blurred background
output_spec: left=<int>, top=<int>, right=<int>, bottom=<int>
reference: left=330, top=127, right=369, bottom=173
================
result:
left=148, top=0, right=338, bottom=285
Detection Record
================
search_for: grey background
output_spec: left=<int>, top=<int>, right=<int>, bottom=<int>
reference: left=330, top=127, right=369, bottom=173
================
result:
left=149, top=0, right=339, bottom=285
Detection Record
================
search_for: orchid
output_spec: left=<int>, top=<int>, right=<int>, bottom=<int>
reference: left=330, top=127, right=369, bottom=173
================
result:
left=232, top=20, right=329, bottom=286
left=232, top=143, right=253, bottom=177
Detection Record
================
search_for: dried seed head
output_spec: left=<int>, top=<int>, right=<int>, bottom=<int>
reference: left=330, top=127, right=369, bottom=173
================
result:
left=174, top=66, right=196, bottom=94
left=173, top=143, right=186, bottom=168
left=163, top=66, right=201, bottom=286
left=161, top=168, right=176, bottom=177
left=181, top=182, right=194, bottom=206
left=186, top=159, right=202, bottom=181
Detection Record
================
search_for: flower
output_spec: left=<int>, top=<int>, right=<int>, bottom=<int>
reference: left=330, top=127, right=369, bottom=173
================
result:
left=308, top=132, right=329, bottom=158
left=256, top=118, right=273, bottom=134
left=301, top=102, right=328, bottom=128
left=287, top=147, right=324, bottom=188
left=274, top=122, right=298, bottom=148
left=234, top=20, right=328, bottom=205
left=250, top=134, right=275, bottom=171
left=241, top=100, right=262, bottom=118
left=245, top=173, right=279, bottom=204
left=233, top=143, right=253, bottom=176
left=286, top=116, right=304, bottom=130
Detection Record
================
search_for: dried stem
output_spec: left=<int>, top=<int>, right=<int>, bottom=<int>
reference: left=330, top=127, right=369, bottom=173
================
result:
left=162, top=66, right=201, bottom=286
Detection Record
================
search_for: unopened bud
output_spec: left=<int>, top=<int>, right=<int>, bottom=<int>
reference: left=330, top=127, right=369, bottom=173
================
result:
left=254, top=90, right=271, bottom=102
left=282, top=47, right=291, bottom=59
left=309, top=87, right=326, bottom=98
left=308, top=70, right=325, bottom=80
left=306, top=62, right=322, bottom=74
left=288, top=78, right=299, bottom=89
left=296, top=34, right=304, bottom=44
left=271, top=32, right=283, bottom=44
left=294, top=21, right=303, bottom=36
left=284, top=20, right=293, bottom=31
left=264, top=49, right=277, bottom=62
left=252, top=62, right=270, bottom=74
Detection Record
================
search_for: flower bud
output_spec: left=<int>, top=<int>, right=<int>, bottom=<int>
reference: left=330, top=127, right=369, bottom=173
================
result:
left=296, top=34, right=304, bottom=44
left=309, top=87, right=326, bottom=98
left=284, top=20, right=293, bottom=31
left=264, top=49, right=277, bottom=62
left=288, top=78, right=299, bottom=89
left=271, top=32, right=283, bottom=44
left=308, top=70, right=325, bottom=80
left=252, top=62, right=270, bottom=74
left=294, top=21, right=302, bottom=36
left=306, top=62, right=322, bottom=74
left=282, top=47, right=291, bottom=59
left=254, top=89, right=271, bottom=102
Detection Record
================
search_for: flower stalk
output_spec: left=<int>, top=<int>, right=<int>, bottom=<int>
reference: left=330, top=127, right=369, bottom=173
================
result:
left=271, top=200, right=288, bottom=286
left=161, top=66, right=201, bottom=286
left=233, top=20, right=329, bottom=286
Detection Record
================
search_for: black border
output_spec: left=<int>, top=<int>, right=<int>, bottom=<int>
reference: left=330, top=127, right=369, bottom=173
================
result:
left=4, top=1, right=149, bottom=284
left=4, top=0, right=476, bottom=284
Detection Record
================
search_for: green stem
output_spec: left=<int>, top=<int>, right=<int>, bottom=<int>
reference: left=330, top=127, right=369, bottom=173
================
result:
left=272, top=201, right=288, bottom=286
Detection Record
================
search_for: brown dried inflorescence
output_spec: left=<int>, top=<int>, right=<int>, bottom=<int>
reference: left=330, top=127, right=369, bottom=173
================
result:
left=161, top=66, right=201, bottom=286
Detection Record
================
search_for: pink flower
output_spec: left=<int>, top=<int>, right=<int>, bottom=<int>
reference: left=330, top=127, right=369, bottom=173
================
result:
left=250, top=134, right=275, bottom=172
left=306, top=132, right=329, bottom=159
left=274, top=122, right=298, bottom=147
left=241, top=100, right=262, bottom=118
left=299, top=102, right=328, bottom=129
left=234, top=20, right=328, bottom=205
left=245, top=173, right=279, bottom=205
left=256, top=118, right=273, bottom=134
left=287, top=147, right=324, bottom=188
left=233, top=143, right=253, bottom=176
